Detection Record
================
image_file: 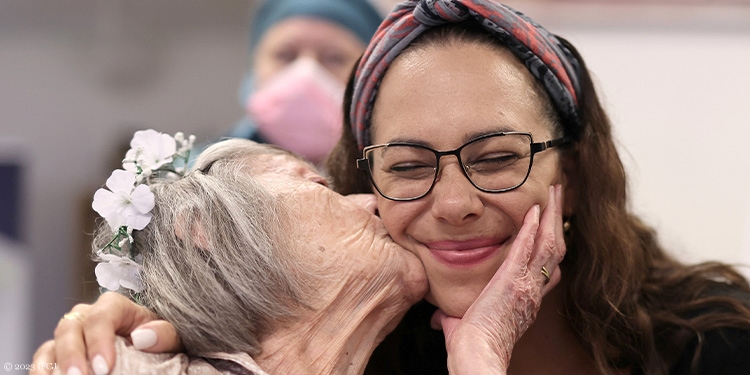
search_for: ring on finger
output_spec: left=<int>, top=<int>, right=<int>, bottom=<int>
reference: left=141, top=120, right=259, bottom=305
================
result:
left=541, top=266, right=551, bottom=284
left=60, top=311, right=85, bottom=323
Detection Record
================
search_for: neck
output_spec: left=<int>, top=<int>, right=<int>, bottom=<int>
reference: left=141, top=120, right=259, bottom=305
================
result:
left=257, top=278, right=410, bottom=375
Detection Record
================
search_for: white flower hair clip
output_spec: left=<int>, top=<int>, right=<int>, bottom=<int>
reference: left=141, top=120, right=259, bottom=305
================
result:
left=92, top=129, right=195, bottom=300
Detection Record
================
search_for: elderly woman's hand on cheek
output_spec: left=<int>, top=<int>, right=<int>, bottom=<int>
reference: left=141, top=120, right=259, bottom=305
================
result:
left=431, top=185, right=565, bottom=375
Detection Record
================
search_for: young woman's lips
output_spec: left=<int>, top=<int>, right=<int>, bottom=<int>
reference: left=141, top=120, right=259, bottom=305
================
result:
left=425, top=238, right=505, bottom=268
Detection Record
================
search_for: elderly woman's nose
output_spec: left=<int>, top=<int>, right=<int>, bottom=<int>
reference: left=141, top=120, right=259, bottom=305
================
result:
left=345, top=194, right=379, bottom=214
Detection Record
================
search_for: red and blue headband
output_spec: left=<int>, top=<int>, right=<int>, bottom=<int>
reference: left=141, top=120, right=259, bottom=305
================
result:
left=351, top=0, right=582, bottom=150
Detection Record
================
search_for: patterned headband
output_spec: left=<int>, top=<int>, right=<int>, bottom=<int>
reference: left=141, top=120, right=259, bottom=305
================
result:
left=351, top=0, right=582, bottom=150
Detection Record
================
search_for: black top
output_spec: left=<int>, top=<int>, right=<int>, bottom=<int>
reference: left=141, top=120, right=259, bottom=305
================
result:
left=365, top=300, right=447, bottom=375
left=365, top=297, right=750, bottom=375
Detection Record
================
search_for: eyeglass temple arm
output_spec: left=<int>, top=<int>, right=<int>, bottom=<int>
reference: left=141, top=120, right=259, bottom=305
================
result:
left=531, top=136, right=571, bottom=153
left=356, top=157, right=369, bottom=170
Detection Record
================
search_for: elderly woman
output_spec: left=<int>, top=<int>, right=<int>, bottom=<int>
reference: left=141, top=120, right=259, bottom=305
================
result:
left=35, top=1, right=750, bottom=374
left=61, top=136, right=429, bottom=374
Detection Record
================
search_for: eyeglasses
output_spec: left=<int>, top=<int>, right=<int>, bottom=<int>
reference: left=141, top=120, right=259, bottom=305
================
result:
left=357, top=132, right=569, bottom=201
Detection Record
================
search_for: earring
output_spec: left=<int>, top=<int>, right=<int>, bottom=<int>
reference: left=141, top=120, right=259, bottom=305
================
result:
left=563, top=218, right=571, bottom=233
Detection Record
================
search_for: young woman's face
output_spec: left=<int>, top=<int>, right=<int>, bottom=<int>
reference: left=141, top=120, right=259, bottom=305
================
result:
left=370, top=43, right=569, bottom=317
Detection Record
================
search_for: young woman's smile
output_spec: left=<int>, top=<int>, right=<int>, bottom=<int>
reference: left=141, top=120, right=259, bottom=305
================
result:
left=424, top=236, right=510, bottom=267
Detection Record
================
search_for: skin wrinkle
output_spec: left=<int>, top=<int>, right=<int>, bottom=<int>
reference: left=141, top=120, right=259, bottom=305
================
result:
left=261, top=222, right=420, bottom=373
left=260, top=173, right=421, bottom=342
left=276, top=178, right=421, bottom=323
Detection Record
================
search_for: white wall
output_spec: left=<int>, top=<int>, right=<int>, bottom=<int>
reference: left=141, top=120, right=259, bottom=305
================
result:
left=511, top=1, right=750, bottom=274
left=579, top=31, right=750, bottom=269
left=1, top=0, right=749, bottom=364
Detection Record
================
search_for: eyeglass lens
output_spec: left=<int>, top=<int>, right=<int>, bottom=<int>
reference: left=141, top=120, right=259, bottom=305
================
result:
left=365, top=133, right=533, bottom=200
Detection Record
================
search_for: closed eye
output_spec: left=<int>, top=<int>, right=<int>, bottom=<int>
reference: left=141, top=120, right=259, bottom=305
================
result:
left=468, top=154, right=520, bottom=173
left=388, top=162, right=435, bottom=179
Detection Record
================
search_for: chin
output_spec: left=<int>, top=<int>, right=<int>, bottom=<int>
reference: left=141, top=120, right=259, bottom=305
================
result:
left=426, top=290, right=477, bottom=318
left=423, top=267, right=494, bottom=318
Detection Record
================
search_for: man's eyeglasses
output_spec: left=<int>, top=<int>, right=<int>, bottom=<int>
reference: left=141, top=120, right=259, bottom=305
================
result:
left=356, top=132, right=569, bottom=201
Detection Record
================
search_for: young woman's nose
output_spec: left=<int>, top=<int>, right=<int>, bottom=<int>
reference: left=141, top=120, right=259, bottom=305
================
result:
left=429, top=160, right=484, bottom=225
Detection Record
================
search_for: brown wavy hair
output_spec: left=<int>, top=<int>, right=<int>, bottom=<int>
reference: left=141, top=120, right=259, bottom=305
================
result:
left=326, top=23, right=750, bottom=375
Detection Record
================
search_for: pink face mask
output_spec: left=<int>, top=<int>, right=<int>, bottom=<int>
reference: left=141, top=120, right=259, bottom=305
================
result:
left=246, top=58, right=345, bottom=164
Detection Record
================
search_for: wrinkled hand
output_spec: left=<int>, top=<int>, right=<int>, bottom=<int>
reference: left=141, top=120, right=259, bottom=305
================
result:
left=431, top=185, right=566, bottom=375
left=30, top=292, right=182, bottom=375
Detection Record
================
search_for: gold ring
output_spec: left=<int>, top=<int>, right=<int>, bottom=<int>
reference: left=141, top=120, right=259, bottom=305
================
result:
left=541, top=266, right=551, bottom=284
left=61, top=311, right=85, bottom=323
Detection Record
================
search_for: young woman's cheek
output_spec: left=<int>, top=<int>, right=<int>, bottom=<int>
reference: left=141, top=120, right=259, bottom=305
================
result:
left=377, top=197, right=421, bottom=251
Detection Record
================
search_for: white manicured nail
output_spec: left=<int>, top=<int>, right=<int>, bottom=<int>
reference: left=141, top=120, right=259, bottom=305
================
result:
left=66, top=366, right=83, bottom=375
left=91, top=355, right=109, bottom=375
left=131, top=328, right=158, bottom=350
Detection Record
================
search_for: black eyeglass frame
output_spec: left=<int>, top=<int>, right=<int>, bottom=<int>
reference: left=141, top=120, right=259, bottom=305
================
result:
left=356, top=131, right=570, bottom=201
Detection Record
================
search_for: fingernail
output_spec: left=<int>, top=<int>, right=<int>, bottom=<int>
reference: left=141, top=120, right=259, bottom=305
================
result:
left=533, top=204, right=541, bottom=219
left=67, top=366, right=83, bottom=375
left=91, top=355, right=109, bottom=375
left=132, top=328, right=158, bottom=350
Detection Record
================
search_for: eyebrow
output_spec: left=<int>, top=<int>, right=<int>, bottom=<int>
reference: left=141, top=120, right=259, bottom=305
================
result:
left=383, top=126, right=518, bottom=149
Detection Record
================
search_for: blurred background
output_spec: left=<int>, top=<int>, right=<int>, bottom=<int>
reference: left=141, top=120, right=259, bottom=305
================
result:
left=0, top=0, right=748, bottom=369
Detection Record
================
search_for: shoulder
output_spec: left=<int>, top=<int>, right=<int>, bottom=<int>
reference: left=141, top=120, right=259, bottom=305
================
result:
left=110, top=337, right=189, bottom=375
left=110, top=337, right=269, bottom=375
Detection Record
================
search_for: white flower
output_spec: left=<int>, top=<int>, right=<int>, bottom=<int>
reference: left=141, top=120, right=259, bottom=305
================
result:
left=95, top=252, right=143, bottom=292
left=92, top=169, right=155, bottom=230
left=123, top=129, right=176, bottom=173
left=174, top=132, right=196, bottom=156
left=174, top=132, right=185, bottom=144
left=91, top=129, right=196, bottom=297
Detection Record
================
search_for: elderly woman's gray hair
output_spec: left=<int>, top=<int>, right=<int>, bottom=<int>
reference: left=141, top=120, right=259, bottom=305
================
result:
left=92, top=139, right=311, bottom=355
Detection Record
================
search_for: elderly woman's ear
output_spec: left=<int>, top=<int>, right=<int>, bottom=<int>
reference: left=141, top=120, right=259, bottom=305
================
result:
left=173, top=210, right=210, bottom=250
